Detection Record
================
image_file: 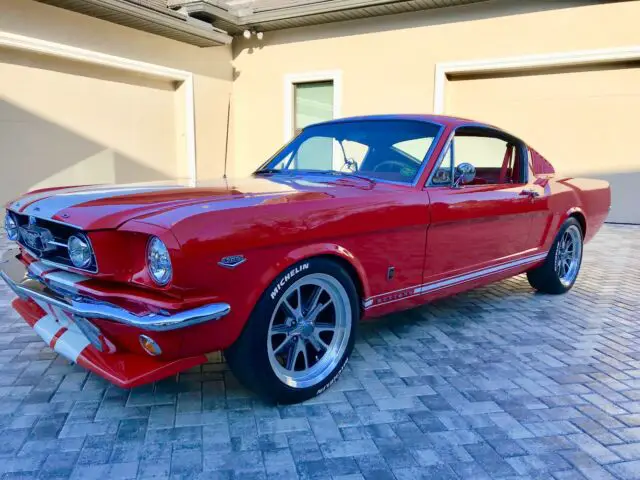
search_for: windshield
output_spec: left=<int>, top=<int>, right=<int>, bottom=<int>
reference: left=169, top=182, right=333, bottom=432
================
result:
left=257, top=120, right=443, bottom=184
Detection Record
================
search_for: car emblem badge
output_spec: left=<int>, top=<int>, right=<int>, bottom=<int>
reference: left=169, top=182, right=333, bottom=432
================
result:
left=20, top=216, right=55, bottom=254
left=218, top=255, right=246, bottom=269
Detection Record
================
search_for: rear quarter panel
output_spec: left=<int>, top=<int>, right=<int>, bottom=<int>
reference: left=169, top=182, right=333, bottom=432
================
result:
left=536, top=176, right=611, bottom=250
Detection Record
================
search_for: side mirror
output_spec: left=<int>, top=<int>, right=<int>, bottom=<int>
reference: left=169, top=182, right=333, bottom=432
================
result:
left=453, top=162, right=476, bottom=187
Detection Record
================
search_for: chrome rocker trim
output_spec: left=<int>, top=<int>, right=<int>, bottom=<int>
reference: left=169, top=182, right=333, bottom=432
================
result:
left=0, top=249, right=230, bottom=332
left=362, top=251, right=548, bottom=309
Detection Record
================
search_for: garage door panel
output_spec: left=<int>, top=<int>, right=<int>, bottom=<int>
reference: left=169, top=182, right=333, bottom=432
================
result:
left=0, top=48, right=179, bottom=205
left=447, top=64, right=640, bottom=224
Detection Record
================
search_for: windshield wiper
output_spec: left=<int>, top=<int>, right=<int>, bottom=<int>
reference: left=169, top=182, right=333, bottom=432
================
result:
left=254, top=168, right=282, bottom=175
left=312, top=170, right=376, bottom=185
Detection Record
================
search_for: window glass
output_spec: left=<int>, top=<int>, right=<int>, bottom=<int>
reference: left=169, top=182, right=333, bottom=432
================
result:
left=431, top=133, right=523, bottom=185
left=431, top=145, right=452, bottom=185
left=297, top=136, right=334, bottom=170
left=294, top=81, right=334, bottom=135
left=392, top=138, right=434, bottom=162
left=261, top=120, right=443, bottom=184
left=341, top=140, right=370, bottom=171
left=455, top=136, right=510, bottom=169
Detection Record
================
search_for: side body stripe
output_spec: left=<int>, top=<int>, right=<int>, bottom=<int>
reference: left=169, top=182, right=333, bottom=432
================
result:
left=364, top=252, right=547, bottom=309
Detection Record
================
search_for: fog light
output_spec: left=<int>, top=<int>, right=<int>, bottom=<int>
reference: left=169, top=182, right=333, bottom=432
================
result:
left=139, top=335, right=162, bottom=356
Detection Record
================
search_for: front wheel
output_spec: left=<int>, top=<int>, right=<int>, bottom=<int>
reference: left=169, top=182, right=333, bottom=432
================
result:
left=527, top=217, right=584, bottom=294
left=225, top=258, right=358, bottom=404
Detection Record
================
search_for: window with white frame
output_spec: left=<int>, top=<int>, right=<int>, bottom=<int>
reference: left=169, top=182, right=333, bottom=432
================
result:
left=293, top=81, right=334, bottom=136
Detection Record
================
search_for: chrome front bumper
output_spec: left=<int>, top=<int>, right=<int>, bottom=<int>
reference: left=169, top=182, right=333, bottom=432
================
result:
left=0, top=249, right=230, bottom=332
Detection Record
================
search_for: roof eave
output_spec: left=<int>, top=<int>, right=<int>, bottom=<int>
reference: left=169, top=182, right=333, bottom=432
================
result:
left=37, top=0, right=233, bottom=47
left=171, top=0, right=489, bottom=34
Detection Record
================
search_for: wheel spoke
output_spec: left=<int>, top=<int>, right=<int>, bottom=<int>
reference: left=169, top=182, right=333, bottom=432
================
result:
left=286, top=338, right=308, bottom=371
left=299, top=341, right=309, bottom=370
left=306, top=300, right=332, bottom=324
left=315, top=322, right=336, bottom=334
left=309, top=331, right=330, bottom=351
left=270, top=324, right=292, bottom=335
left=305, top=286, right=324, bottom=314
left=273, top=333, right=295, bottom=355
left=285, top=339, right=298, bottom=370
left=295, top=287, right=303, bottom=312
left=282, top=296, right=300, bottom=320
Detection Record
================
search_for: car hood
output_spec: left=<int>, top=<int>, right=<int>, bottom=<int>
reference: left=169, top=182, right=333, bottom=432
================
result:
left=8, top=175, right=376, bottom=230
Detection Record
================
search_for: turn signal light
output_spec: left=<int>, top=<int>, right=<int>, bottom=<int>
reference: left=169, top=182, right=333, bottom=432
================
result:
left=139, top=335, right=162, bottom=356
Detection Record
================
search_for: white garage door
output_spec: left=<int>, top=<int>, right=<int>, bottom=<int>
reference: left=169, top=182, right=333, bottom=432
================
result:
left=0, top=46, right=182, bottom=206
left=446, top=63, right=640, bottom=224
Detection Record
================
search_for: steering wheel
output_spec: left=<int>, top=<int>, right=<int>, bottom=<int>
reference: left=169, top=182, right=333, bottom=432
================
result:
left=372, top=160, right=410, bottom=173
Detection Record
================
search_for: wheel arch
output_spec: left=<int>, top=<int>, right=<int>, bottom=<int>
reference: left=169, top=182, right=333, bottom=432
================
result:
left=566, top=207, right=587, bottom=237
left=282, top=243, right=370, bottom=304
left=314, top=253, right=367, bottom=308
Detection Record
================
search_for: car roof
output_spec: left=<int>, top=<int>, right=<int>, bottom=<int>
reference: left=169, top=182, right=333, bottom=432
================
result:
left=308, top=114, right=497, bottom=130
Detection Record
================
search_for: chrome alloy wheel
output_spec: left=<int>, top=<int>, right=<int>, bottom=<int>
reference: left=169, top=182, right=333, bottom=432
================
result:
left=554, top=224, right=583, bottom=287
left=267, top=273, right=352, bottom=389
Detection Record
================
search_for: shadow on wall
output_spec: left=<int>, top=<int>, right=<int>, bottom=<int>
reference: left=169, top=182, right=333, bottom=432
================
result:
left=0, top=99, right=168, bottom=205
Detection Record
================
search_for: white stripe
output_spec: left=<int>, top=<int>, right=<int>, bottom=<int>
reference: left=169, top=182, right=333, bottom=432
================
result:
left=27, top=261, right=52, bottom=278
left=21, top=184, right=186, bottom=220
left=34, top=300, right=75, bottom=327
left=8, top=186, right=93, bottom=212
left=30, top=299, right=91, bottom=362
left=54, top=324, right=91, bottom=362
left=32, top=314, right=60, bottom=345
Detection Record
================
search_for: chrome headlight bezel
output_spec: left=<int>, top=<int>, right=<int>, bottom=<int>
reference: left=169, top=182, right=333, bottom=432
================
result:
left=67, top=234, right=94, bottom=269
left=4, top=212, right=19, bottom=241
left=147, top=236, right=173, bottom=286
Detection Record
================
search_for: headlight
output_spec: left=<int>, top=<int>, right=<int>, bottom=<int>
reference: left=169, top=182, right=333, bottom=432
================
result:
left=4, top=213, right=19, bottom=241
left=68, top=235, right=93, bottom=269
left=147, top=237, right=172, bottom=286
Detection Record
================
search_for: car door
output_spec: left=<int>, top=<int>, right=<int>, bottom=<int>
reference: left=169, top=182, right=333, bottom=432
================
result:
left=422, top=127, right=547, bottom=285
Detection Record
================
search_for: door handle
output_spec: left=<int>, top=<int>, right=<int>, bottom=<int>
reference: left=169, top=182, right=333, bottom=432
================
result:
left=519, top=188, right=540, bottom=198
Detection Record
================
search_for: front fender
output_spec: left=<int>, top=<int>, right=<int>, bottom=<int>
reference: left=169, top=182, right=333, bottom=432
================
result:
left=252, top=243, right=370, bottom=307
left=210, top=242, right=370, bottom=352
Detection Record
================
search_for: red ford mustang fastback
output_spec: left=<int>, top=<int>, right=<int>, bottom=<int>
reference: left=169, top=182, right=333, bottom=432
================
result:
left=1, top=115, right=610, bottom=403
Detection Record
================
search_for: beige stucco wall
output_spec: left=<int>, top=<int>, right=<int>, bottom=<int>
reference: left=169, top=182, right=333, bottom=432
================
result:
left=231, top=0, right=640, bottom=187
left=0, top=0, right=233, bottom=205
left=447, top=64, right=640, bottom=224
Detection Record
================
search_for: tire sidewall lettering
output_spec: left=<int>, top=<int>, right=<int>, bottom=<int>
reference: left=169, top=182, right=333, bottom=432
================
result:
left=316, top=357, right=348, bottom=396
left=270, top=263, right=309, bottom=300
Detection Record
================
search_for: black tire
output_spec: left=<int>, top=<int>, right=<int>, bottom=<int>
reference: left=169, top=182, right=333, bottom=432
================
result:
left=527, top=217, right=584, bottom=294
left=225, top=258, right=359, bottom=404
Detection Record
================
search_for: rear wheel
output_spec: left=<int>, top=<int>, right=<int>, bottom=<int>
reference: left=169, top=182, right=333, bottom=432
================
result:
left=225, top=258, right=358, bottom=404
left=527, top=217, right=583, bottom=294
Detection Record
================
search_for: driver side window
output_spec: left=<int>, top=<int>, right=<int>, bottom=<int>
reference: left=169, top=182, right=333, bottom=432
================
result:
left=431, top=131, right=525, bottom=186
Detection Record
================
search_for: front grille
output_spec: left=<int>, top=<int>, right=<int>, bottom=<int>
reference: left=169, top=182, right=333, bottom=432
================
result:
left=10, top=212, right=98, bottom=273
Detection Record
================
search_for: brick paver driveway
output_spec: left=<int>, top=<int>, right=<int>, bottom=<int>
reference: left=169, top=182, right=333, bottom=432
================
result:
left=0, top=225, right=639, bottom=480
